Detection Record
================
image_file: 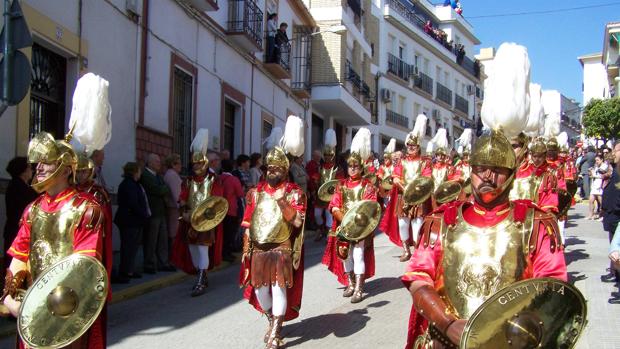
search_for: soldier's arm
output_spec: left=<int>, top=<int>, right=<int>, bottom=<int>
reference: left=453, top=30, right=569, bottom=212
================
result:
left=73, top=203, right=105, bottom=261
left=329, top=184, right=344, bottom=223
left=276, top=188, right=306, bottom=228
left=2, top=207, right=34, bottom=317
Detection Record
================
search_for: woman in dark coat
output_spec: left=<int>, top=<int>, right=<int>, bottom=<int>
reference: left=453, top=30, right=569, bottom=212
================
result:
left=3, top=157, right=37, bottom=270
left=114, top=162, right=151, bottom=283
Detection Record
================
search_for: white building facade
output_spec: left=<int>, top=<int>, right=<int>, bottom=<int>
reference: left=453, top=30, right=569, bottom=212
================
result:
left=541, top=90, right=582, bottom=144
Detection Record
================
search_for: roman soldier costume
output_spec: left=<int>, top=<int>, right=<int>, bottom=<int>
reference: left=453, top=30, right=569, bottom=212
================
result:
left=380, top=115, right=432, bottom=262
left=240, top=116, right=307, bottom=349
left=546, top=131, right=571, bottom=243
left=322, top=128, right=378, bottom=303
left=428, top=128, right=458, bottom=207
left=171, top=129, right=226, bottom=297
left=453, top=129, right=473, bottom=186
left=401, top=44, right=568, bottom=349
left=3, top=73, right=112, bottom=349
left=312, top=129, right=340, bottom=241
left=377, top=138, right=396, bottom=201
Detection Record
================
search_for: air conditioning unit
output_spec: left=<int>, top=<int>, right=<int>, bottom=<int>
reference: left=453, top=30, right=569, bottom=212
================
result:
left=467, top=85, right=474, bottom=95
left=126, top=0, right=141, bottom=16
left=381, top=88, right=392, bottom=103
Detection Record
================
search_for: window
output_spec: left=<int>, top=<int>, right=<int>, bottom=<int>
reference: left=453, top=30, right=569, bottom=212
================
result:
left=423, top=59, right=430, bottom=74
left=29, top=43, right=67, bottom=139
left=223, top=101, right=237, bottom=157
left=444, top=72, right=449, bottom=86
left=413, top=103, right=421, bottom=117
left=436, top=66, right=442, bottom=82
left=398, top=44, right=405, bottom=60
left=398, top=95, right=406, bottom=115
left=261, top=116, right=273, bottom=155
left=171, top=67, right=194, bottom=169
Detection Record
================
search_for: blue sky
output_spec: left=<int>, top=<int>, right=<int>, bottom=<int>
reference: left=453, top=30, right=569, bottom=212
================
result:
left=461, top=0, right=618, bottom=106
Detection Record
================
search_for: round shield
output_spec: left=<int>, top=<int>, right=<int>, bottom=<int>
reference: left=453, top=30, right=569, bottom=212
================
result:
left=403, top=177, right=433, bottom=206
left=463, top=177, right=472, bottom=195
left=434, top=180, right=462, bottom=205
left=191, top=196, right=229, bottom=232
left=363, top=173, right=377, bottom=185
left=337, top=200, right=381, bottom=242
left=557, top=189, right=572, bottom=217
left=380, top=176, right=394, bottom=191
left=318, top=179, right=339, bottom=203
left=461, top=278, right=587, bottom=349
left=18, top=254, right=108, bottom=348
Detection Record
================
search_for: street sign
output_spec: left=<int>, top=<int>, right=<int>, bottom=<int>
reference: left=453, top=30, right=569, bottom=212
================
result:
left=0, top=49, right=30, bottom=104
left=0, top=0, right=32, bottom=49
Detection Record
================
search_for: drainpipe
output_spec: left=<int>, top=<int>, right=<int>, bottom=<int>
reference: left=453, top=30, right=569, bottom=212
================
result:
left=138, top=0, right=149, bottom=125
left=249, top=61, right=255, bottom=152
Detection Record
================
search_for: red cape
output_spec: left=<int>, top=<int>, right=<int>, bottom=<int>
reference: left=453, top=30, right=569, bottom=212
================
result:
left=170, top=220, right=223, bottom=274
left=321, top=235, right=375, bottom=285
left=379, top=187, right=404, bottom=247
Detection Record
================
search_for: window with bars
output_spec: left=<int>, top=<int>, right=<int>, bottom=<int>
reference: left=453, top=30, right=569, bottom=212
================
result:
left=261, top=117, right=273, bottom=155
left=223, top=101, right=236, bottom=157
left=29, top=43, right=67, bottom=139
left=172, top=67, right=194, bottom=170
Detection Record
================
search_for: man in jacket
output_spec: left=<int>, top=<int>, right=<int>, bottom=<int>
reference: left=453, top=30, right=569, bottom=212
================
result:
left=602, top=142, right=620, bottom=283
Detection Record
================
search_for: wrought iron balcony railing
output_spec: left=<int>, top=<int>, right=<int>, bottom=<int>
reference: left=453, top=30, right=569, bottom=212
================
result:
left=455, top=94, right=468, bottom=114
left=387, top=53, right=414, bottom=81
left=415, top=72, right=433, bottom=95
left=436, top=82, right=452, bottom=106
left=386, top=109, right=409, bottom=128
left=227, top=0, right=263, bottom=48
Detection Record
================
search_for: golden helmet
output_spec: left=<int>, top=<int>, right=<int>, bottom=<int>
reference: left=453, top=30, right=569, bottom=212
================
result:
left=28, top=132, right=78, bottom=192
left=191, top=151, right=208, bottom=165
left=405, top=132, right=420, bottom=146
left=546, top=137, right=559, bottom=152
left=323, top=145, right=336, bottom=158
left=470, top=129, right=516, bottom=170
left=347, top=151, right=362, bottom=166
left=510, top=132, right=530, bottom=148
left=529, top=137, right=548, bottom=154
left=435, top=147, right=448, bottom=157
left=265, top=146, right=290, bottom=170
left=76, top=152, right=95, bottom=181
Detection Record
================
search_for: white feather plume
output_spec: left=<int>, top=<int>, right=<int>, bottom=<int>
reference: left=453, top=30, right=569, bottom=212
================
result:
left=456, top=129, right=472, bottom=148
left=524, top=83, right=543, bottom=134
left=384, top=138, right=396, bottom=154
left=350, top=128, right=372, bottom=161
left=480, top=43, right=530, bottom=137
left=431, top=128, right=448, bottom=151
left=425, top=141, right=434, bottom=154
left=412, top=114, right=428, bottom=140
left=264, top=127, right=283, bottom=150
left=190, top=128, right=210, bottom=155
left=325, top=129, right=337, bottom=147
left=69, top=73, right=112, bottom=153
left=280, top=115, right=305, bottom=157
left=543, top=113, right=561, bottom=139
left=557, top=132, right=568, bottom=148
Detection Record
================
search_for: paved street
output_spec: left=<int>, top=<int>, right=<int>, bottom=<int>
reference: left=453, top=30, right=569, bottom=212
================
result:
left=1, top=203, right=617, bottom=348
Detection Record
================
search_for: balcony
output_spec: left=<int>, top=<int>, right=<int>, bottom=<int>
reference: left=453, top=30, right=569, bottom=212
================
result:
left=227, top=0, right=263, bottom=52
left=455, top=94, right=468, bottom=114
left=436, top=82, right=452, bottom=106
left=264, top=42, right=291, bottom=79
left=415, top=72, right=433, bottom=95
left=181, top=0, right=218, bottom=11
left=386, top=109, right=409, bottom=129
left=290, top=29, right=312, bottom=99
left=387, top=53, right=414, bottom=81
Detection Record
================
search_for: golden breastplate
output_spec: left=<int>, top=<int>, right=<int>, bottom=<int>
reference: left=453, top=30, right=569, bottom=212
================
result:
left=432, top=166, right=449, bottom=189
left=320, top=166, right=335, bottom=185
left=341, top=183, right=365, bottom=214
left=509, top=174, right=543, bottom=202
left=250, top=191, right=293, bottom=244
left=188, top=177, right=214, bottom=211
left=28, top=197, right=87, bottom=280
left=440, top=206, right=534, bottom=318
left=382, top=165, right=394, bottom=179
left=460, top=165, right=471, bottom=181
left=402, top=159, right=422, bottom=185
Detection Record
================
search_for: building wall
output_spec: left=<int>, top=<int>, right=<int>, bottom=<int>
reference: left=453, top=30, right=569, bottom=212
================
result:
left=581, top=58, right=610, bottom=105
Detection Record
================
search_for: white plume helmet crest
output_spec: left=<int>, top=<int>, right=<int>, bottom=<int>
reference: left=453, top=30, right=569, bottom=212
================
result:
left=280, top=115, right=305, bottom=157
left=480, top=43, right=531, bottom=137
left=524, top=83, right=543, bottom=137
left=543, top=112, right=561, bottom=139
left=68, top=73, right=112, bottom=154
left=190, top=128, right=210, bottom=156
left=431, top=128, right=449, bottom=152
left=350, top=127, right=372, bottom=161
left=425, top=141, right=434, bottom=154
left=384, top=138, right=396, bottom=154
left=324, top=129, right=337, bottom=148
left=557, top=132, right=569, bottom=150
left=410, top=114, right=428, bottom=142
left=263, top=127, right=284, bottom=150
left=456, top=128, right=473, bottom=155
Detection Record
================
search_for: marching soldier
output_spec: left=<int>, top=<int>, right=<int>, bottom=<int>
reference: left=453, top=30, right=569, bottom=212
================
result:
left=2, top=73, right=112, bottom=348
left=322, top=128, right=378, bottom=303
left=240, top=116, right=307, bottom=349
left=377, top=138, right=396, bottom=204
left=402, top=43, right=569, bottom=349
left=311, top=129, right=341, bottom=241
left=380, top=115, right=432, bottom=262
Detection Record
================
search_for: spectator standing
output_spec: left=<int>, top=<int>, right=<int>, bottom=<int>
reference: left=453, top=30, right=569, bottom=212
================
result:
left=266, top=13, right=278, bottom=63
left=232, top=154, right=251, bottom=191
left=602, top=142, right=620, bottom=284
left=248, top=152, right=263, bottom=188
left=114, top=162, right=150, bottom=283
left=91, top=149, right=109, bottom=191
left=141, top=153, right=175, bottom=273
left=274, top=22, right=289, bottom=64
left=164, top=154, right=183, bottom=248
left=588, top=154, right=608, bottom=220
left=219, top=159, right=244, bottom=262
left=3, top=157, right=37, bottom=271
left=290, top=155, right=308, bottom=193
left=579, top=145, right=596, bottom=198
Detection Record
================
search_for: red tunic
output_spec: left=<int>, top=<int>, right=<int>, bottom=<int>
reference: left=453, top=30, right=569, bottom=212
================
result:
left=9, top=187, right=106, bottom=349
left=514, top=161, right=560, bottom=213
left=380, top=155, right=431, bottom=247
left=170, top=173, right=224, bottom=274
left=400, top=200, right=567, bottom=349
left=322, top=178, right=377, bottom=285
left=240, top=181, right=306, bottom=321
